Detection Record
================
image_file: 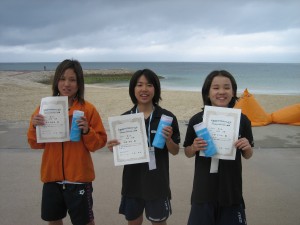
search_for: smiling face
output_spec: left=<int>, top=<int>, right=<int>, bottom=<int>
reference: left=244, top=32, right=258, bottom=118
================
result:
left=208, top=75, right=234, bottom=107
left=58, top=68, right=79, bottom=99
left=134, top=75, right=155, bottom=106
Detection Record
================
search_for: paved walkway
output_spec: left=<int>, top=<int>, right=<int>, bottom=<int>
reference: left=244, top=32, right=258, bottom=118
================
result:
left=0, top=121, right=299, bottom=224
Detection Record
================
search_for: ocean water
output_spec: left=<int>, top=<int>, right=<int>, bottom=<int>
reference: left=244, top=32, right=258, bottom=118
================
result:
left=1, top=62, right=299, bottom=95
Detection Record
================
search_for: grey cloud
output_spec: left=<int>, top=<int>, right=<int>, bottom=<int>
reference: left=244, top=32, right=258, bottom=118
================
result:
left=0, top=0, right=299, bottom=62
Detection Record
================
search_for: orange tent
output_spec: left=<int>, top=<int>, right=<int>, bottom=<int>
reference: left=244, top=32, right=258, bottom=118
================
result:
left=271, top=103, right=300, bottom=125
left=234, top=89, right=272, bottom=126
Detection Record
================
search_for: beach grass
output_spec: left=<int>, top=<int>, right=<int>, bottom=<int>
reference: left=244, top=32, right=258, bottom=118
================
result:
left=36, top=70, right=164, bottom=85
left=38, top=78, right=53, bottom=85
left=84, top=72, right=134, bottom=84
left=36, top=70, right=134, bottom=85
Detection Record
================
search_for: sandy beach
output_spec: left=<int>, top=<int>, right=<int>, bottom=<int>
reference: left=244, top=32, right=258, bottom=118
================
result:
left=0, top=70, right=300, bottom=225
left=0, top=70, right=299, bottom=123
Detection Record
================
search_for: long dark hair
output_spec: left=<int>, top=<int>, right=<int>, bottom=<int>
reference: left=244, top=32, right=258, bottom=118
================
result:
left=202, top=70, right=238, bottom=108
left=129, top=69, right=162, bottom=105
left=52, top=59, right=85, bottom=104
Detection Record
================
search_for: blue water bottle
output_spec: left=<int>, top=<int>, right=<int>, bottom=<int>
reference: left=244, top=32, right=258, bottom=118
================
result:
left=193, top=122, right=217, bottom=157
left=152, top=114, right=173, bottom=149
left=70, top=110, right=84, bottom=142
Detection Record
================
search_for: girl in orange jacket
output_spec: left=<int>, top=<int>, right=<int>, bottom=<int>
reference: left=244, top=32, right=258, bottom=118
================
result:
left=27, top=59, right=107, bottom=225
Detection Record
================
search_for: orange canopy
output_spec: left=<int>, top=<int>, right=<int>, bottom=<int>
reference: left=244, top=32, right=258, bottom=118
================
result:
left=271, top=103, right=300, bottom=125
left=234, top=89, right=272, bottom=126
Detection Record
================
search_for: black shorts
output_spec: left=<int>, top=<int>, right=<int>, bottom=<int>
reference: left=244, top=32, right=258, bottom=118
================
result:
left=187, top=202, right=247, bottom=225
left=41, top=182, right=94, bottom=225
left=119, top=196, right=172, bottom=222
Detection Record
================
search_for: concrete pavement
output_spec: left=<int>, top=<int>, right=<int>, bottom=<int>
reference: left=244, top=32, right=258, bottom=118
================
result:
left=0, top=121, right=299, bottom=225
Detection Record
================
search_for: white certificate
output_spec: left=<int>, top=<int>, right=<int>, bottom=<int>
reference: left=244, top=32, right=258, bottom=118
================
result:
left=36, top=96, right=70, bottom=143
left=202, top=106, right=241, bottom=160
left=108, top=113, right=150, bottom=166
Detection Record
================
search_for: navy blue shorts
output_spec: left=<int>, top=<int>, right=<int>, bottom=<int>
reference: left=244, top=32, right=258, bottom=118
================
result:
left=41, top=182, right=94, bottom=225
left=187, top=202, right=247, bottom=225
left=119, top=196, right=172, bottom=222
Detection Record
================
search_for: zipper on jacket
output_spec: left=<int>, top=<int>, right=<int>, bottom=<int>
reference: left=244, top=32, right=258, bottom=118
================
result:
left=62, top=143, right=66, bottom=189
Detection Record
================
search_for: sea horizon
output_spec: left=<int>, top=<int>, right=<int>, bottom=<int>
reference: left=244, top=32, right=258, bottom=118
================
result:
left=1, top=62, right=300, bottom=95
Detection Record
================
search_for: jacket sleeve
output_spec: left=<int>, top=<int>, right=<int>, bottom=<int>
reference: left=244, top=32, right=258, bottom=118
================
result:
left=27, top=107, right=45, bottom=149
left=82, top=105, right=107, bottom=152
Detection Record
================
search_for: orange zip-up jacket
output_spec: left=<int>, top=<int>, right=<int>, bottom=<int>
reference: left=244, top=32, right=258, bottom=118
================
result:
left=27, top=100, right=107, bottom=183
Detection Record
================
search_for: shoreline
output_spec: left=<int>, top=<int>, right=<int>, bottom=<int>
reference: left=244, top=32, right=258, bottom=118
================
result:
left=0, top=70, right=299, bottom=123
left=1, top=69, right=299, bottom=95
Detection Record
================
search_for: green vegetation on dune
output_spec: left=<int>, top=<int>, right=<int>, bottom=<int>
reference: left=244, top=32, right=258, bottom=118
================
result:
left=37, top=70, right=164, bottom=85
left=38, top=78, right=53, bottom=85
left=84, top=73, right=133, bottom=84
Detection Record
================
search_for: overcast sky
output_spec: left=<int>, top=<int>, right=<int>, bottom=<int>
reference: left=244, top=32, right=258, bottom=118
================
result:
left=1, top=0, right=299, bottom=63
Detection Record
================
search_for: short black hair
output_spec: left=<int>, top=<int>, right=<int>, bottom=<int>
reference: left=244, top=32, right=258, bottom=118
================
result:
left=202, top=70, right=238, bottom=108
left=129, top=69, right=162, bottom=105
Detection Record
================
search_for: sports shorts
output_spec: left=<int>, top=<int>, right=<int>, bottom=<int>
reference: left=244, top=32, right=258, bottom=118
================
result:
left=119, top=196, right=172, bottom=222
left=41, top=182, right=94, bottom=225
left=187, top=202, right=247, bottom=225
